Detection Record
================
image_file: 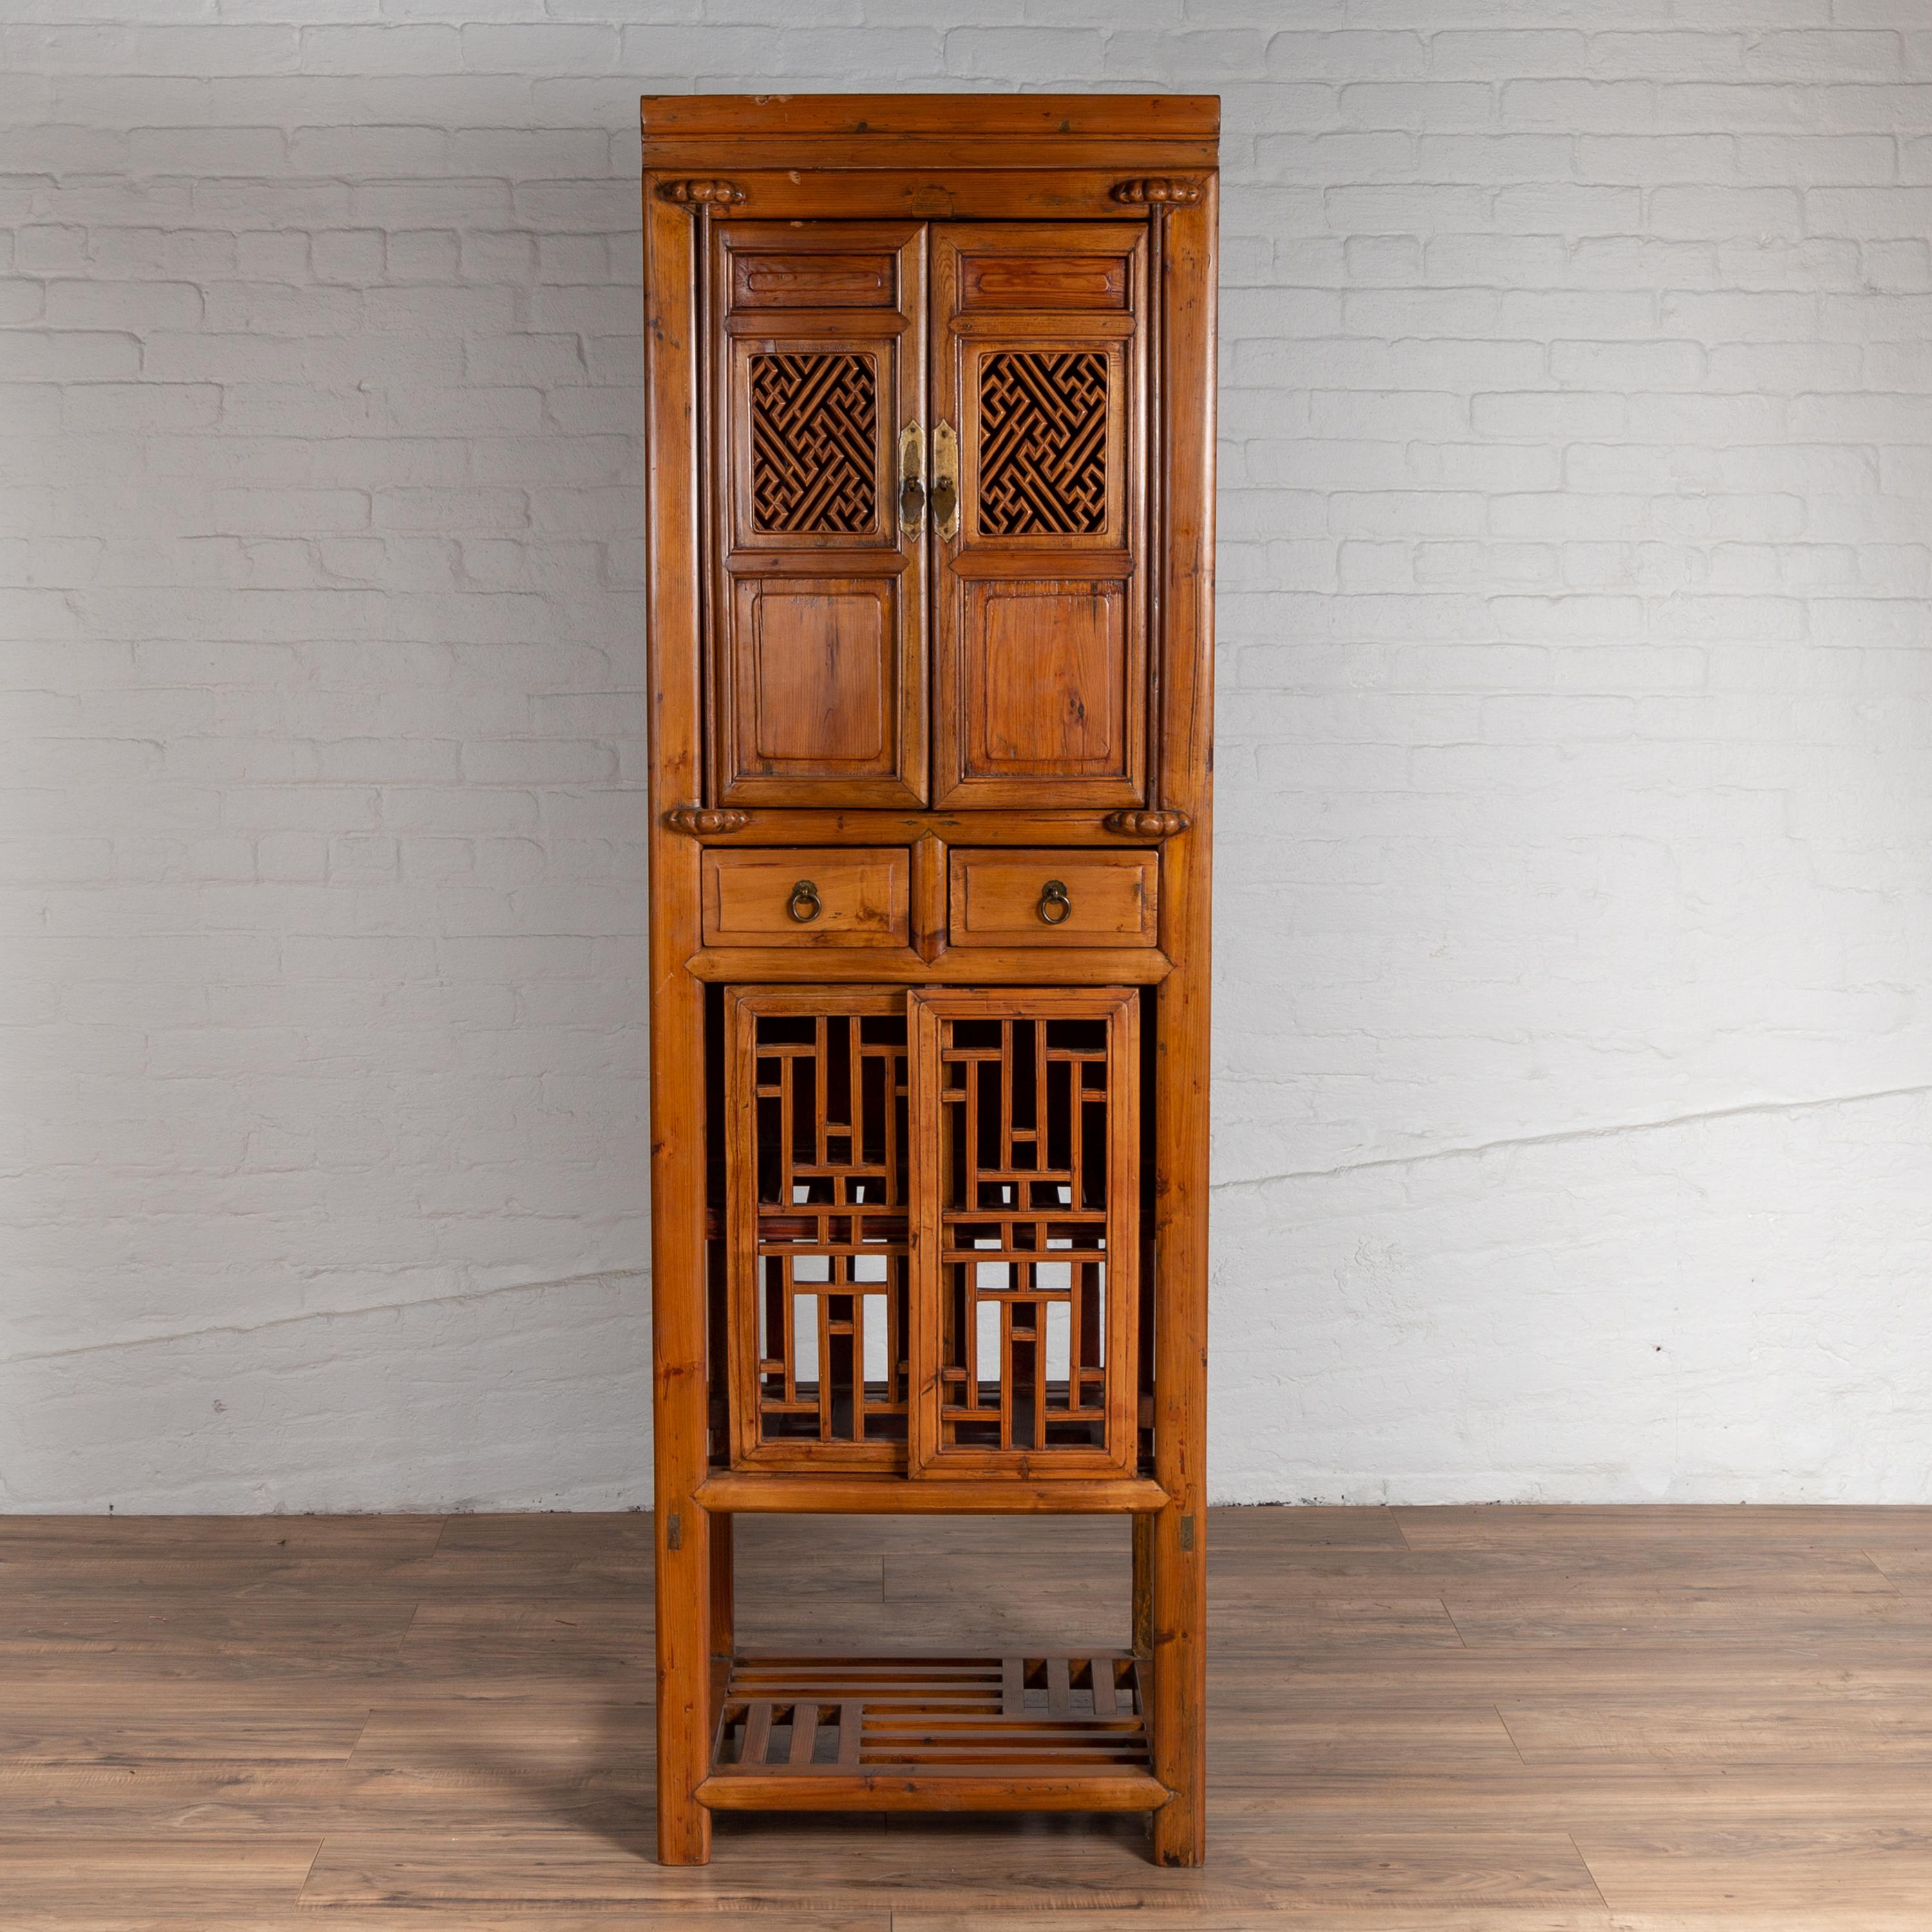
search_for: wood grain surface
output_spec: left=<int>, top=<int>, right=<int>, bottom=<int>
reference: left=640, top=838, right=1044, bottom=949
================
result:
left=6, top=1504, right=1932, bottom=1922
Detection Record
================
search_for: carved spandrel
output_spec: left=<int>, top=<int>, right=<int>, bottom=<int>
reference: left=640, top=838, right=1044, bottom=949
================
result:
left=1111, top=177, right=1202, bottom=206
left=664, top=807, right=752, bottom=838
left=657, top=178, right=746, bottom=206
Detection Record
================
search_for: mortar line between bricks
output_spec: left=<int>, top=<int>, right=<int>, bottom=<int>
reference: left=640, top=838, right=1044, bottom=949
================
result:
left=1210, top=1082, right=1932, bottom=1193
left=5, top=1267, right=648, bottom=1367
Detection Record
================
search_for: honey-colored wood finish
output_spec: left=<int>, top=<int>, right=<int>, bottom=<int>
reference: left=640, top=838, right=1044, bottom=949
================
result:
left=948, top=847, right=1159, bottom=948
left=644, top=92, right=1218, bottom=1868
left=724, top=987, right=913, bottom=1472
left=710, top=222, right=928, bottom=810
left=931, top=223, right=1148, bottom=811
left=907, top=987, right=1140, bottom=1481
left=700, top=847, right=909, bottom=947
left=10, top=1507, right=1932, bottom=1924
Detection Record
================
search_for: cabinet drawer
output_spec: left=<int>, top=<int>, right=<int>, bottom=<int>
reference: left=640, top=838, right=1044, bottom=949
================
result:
left=947, top=848, right=1157, bottom=949
left=702, top=847, right=909, bottom=947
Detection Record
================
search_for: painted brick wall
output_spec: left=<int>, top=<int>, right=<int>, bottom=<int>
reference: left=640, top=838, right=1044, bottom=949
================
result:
left=3, top=3, right=1928, bottom=1510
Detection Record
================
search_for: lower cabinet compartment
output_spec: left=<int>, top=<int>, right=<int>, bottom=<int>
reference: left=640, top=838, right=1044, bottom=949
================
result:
left=720, top=982, right=1146, bottom=1482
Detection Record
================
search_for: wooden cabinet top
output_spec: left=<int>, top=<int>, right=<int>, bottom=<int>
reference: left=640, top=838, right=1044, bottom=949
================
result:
left=641, top=93, right=1220, bottom=172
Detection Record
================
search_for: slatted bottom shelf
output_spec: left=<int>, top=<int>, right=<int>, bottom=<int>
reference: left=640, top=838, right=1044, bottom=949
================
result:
left=697, top=1653, right=1168, bottom=1814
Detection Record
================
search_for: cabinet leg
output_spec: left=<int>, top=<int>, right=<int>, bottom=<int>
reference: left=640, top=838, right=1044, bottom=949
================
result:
left=708, top=1510, right=735, bottom=1715
left=655, top=1497, right=712, bottom=1866
left=1147, top=1500, right=1206, bottom=1867
left=1132, top=1511, right=1154, bottom=1656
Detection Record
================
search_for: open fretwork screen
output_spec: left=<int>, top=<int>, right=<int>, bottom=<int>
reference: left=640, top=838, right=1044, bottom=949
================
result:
left=910, top=989, right=1139, bottom=1478
left=726, top=989, right=912, bottom=1468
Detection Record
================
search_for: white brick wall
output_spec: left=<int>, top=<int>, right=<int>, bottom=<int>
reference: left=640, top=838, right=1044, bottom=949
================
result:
left=3, top=3, right=1929, bottom=1511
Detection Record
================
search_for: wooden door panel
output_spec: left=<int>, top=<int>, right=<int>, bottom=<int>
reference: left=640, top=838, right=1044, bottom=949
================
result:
left=961, top=253, right=1130, bottom=310
left=933, top=224, right=1148, bottom=810
left=712, top=222, right=927, bottom=808
left=727, top=573, right=904, bottom=788
left=728, top=247, right=902, bottom=310
left=907, top=987, right=1140, bottom=1479
left=724, top=988, right=913, bottom=1470
left=964, top=578, right=1127, bottom=780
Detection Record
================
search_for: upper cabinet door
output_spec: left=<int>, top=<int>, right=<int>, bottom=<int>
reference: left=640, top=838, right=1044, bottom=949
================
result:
left=710, top=223, right=928, bottom=808
left=931, top=224, right=1149, bottom=810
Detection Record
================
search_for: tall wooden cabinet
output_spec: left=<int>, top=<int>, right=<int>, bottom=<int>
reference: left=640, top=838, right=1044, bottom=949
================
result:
left=641, top=95, right=1218, bottom=1866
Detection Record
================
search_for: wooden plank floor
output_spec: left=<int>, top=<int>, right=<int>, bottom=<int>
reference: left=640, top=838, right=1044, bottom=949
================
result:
left=8, top=1506, right=1932, bottom=1926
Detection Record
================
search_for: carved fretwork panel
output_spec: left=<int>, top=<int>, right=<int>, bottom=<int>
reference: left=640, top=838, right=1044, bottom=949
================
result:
left=750, top=351, right=880, bottom=535
left=909, top=989, right=1139, bottom=1478
left=977, top=350, right=1109, bottom=537
left=726, top=989, right=912, bottom=1469
left=931, top=223, right=1146, bottom=809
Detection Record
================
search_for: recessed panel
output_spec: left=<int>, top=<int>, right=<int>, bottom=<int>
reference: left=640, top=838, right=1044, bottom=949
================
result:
left=747, top=580, right=888, bottom=766
left=730, top=249, right=899, bottom=310
left=967, top=580, right=1126, bottom=778
left=960, top=254, right=1130, bottom=311
left=723, top=575, right=922, bottom=805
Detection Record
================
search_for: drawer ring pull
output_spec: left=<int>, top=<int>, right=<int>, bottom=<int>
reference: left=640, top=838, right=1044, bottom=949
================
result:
left=1037, top=879, right=1072, bottom=925
left=787, top=879, right=822, bottom=923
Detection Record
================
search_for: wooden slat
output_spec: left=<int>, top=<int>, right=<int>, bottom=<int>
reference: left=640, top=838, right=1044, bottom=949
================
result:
left=1093, top=1658, right=1118, bottom=1716
left=788, top=1703, right=818, bottom=1767
left=1046, top=1656, right=1071, bottom=1716
left=694, top=1472, right=1168, bottom=1513
left=696, top=1770, right=1169, bottom=1812
left=741, top=1701, right=771, bottom=1768
left=687, top=943, right=1173, bottom=985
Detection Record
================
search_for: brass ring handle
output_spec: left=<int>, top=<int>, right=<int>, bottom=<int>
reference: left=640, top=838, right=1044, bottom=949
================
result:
left=1037, top=879, right=1072, bottom=925
left=930, top=419, right=960, bottom=541
left=787, top=879, right=822, bottom=923
left=897, top=422, right=925, bottom=536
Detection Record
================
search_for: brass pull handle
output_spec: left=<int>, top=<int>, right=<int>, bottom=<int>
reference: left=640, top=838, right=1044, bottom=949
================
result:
left=788, top=879, right=822, bottom=923
left=931, top=418, right=960, bottom=541
left=1037, top=879, right=1071, bottom=925
left=897, top=422, right=925, bottom=536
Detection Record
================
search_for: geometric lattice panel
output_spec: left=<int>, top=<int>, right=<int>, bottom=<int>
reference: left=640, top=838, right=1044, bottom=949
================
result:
left=933, top=1011, right=1115, bottom=1456
left=976, top=350, right=1108, bottom=536
left=734, top=998, right=911, bottom=1464
left=750, top=352, right=878, bottom=534
left=712, top=1654, right=1149, bottom=1778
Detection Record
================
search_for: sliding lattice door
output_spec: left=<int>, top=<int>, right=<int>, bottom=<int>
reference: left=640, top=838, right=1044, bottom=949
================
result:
left=909, top=988, right=1140, bottom=1478
left=725, top=989, right=913, bottom=1468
